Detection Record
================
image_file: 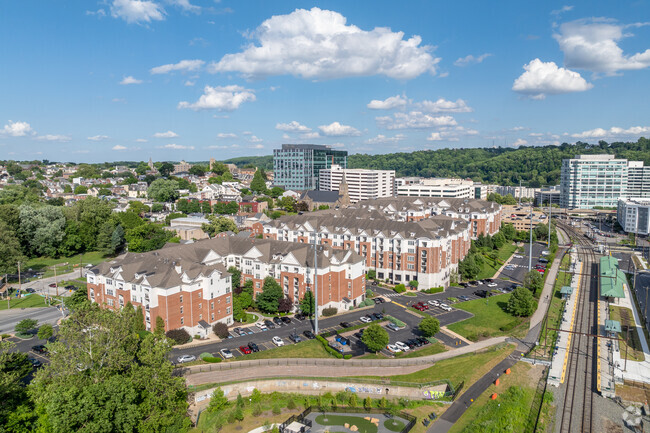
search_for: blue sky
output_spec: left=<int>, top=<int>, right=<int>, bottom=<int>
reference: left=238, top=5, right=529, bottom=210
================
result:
left=1, top=0, right=649, bottom=162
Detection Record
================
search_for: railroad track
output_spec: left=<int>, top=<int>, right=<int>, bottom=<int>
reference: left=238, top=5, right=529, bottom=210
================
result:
left=557, top=222, right=597, bottom=433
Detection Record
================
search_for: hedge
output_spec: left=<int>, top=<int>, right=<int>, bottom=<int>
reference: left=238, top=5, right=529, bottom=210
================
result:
left=199, top=352, right=212, bottom=359
left=386, top=316, right=406, bottom=327
left=203, top=357, right=222, bottom=363
left=315, top=334, right=344, bottom=359
left=394, top=284, right=406, bottom=293
left=422, top=287, right=444, bottom=294
left=322, top=307, right=338, bottom=317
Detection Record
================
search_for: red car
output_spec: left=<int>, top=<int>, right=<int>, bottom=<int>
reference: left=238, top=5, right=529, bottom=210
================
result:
left=239, top=345, right=252, bottom=355
left=413, top=304, right=425, bottom=311
left=536, top=268, right=545, bottom=274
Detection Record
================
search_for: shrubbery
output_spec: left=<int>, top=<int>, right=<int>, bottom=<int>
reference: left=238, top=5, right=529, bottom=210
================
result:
left=422, top=287, right=444, bottom=294
left=165, top=328, right=191, bottom=345
left=203, top=357, right=222, bottom=363
left=212, top=322, right=229, bottom=338
left=322, top=307, right=337, bottom=317
left=394, top=284, right=406, bottom=293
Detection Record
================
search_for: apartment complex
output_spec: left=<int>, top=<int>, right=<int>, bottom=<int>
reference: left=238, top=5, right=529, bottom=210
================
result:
left=397, top=178, right=474, bottom=199
left=173, top=160, right=192, bottom=174
left=87, top=236, right=365, bottom=334
left=617, top=199, right=650, bottom=235
left=319, top=164, right=394, bottom=203
left=559, top=154, right=650, bottom=209
left=261, top=208, right=470, bottom=289
left=354, top=197, right=502, bottom=239
left=273, top=144, right=348, bottom=190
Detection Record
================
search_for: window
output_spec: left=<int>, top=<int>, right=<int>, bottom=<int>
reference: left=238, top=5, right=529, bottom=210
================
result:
left=107, top=299, right=114, bottom=306
left=226, top=296, right=230, bottom=304
left=180, top=317, right=184, bottom=325
left=211, top=302, right=214, bottom=310
left=348, top=282, right=351, bottom=288
left=180, top=306, right=184, bottom=314
left=199, top=314, right=202, bottom=320
left=226, top=307, right=231, bottom=314
left=198, top=303, right=202, bottom=309
left=179, top=295, right=183, bottom=303
left=106, top=279, right=113, bottom=285
left=211, top=313, right=214, bottom=321
left=106, top=289, right=114, bottom=297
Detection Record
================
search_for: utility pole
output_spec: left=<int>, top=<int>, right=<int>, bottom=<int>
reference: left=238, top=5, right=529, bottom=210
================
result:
left=53, top=265, right=58, bottom=297
left=528, top=205, right=533, bottom=272
left=79, top=253, right=83, bottom=278
left=548, top=203, right=552, bottom=247
left=313, top=230, right=319, bottom=335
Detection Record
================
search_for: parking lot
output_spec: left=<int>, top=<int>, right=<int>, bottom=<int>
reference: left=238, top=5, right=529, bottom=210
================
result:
left=497, top=242, right=548, bottom=283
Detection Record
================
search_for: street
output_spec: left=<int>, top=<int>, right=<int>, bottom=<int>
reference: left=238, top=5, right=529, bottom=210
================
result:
left=0, top=306, right=64, bottom=335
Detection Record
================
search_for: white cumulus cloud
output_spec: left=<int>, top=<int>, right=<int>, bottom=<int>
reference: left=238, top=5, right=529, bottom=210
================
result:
left=511, top=138, right=528, bottom=147
left=178, top=85, right=256, bottom=111
left=208, top=7, right=439, bottom=80
left=512, top=58, right=593, bottom=99
left=276, top=121, right=311, bottom=132
left=300, top=132, right=321, bottom=140
left=365, top=134, right=406, bottom=144
left=110, top=0, right=165, bottom=24
left=112, top=145, right=128, bottom=150
left=120, top=75, right=143, bottom=85
left=88, top=135, right=109, bottom=141
left=251, top=144, right=264, bottom=149
left=150, top=59, right=205, bottom=74
left=248, top=136, right=263, bottom=143
left=318, top=122, right=361, bottom=137
left=2, top=120, right=34, bottom=137
left=454, top=53, right=492, bottom=67
left=168, top=0, right=200, bottom=14
left=376, top=112, right=457, bottom=130
left=416, top=98, right=473, bottom=113
left=162, top=143, right=194, bottom=150
left=554, top=18, right=650, bottom=75
left=217, top=133, right=237, bottom=139
left=135, top=138, right=148, bottom=142
left=571, top=126, right=650, bottom=139
left=153, top=130, right=179, bottom=138
left=367, top=95, right=408, bottom=110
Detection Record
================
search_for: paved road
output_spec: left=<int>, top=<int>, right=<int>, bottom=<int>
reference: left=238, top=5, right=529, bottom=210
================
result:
left=497, top=242, right=547, bottom=284
left=0, top=306, right=64, bottom=335
left=13, top=271, right=80, bottom=298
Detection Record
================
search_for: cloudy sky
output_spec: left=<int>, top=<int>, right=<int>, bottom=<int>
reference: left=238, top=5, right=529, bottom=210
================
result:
left=1, top=0, right=650, bottom=162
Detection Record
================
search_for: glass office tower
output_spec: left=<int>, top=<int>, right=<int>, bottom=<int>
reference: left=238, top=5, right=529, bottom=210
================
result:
left=273, top=144, right=347, bottom=190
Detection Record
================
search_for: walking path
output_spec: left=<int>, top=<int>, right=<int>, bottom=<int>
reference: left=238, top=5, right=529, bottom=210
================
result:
left=429, top=246, right=566, bottom=433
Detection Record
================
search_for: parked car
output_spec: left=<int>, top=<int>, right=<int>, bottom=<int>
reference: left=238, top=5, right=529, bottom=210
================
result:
left=220, top=348, right=234, bottom=359
left=395, top=341, right=410, bottom=351
left=537, top=268, right=545, bottom=274
left=487, top=283, right=497, bottom=288
left=416, top=337, right=430, bottom=345
left=418, top=302, right=429, bottom=310
left=294, top=313, right=306, bottom=320
left=359, top=316, right=372, bottom=323
left=439, top=303, right=452, bottom=312
left=264, top=320, right=276, bottom=329
left=406, top=339, right=419, bottom=348
left=281, top=316, right=292, bottom=324
left=273, top=317, right=283, bottom=326
left=376, top=297, right=385, bottom=303
left=272, top=336, right=284, bottom=346
left=237, top=328, right=248, bottom=336
left=48, top=283, right=57, bottom=288
left=239, top=345, right=252, bottom=355
left=353, top=332, right=364, bottom=340
left=373, top=312, right=384, bottom=320
left=413, top=304, right=425, bottom=311
left=255, top=322, right=268, bottom=331
left=428, top=300, right=440, bottom=307
left=469, top=280, right=478, bottom=286
left=373, top=298, right=382, bottom=304
left=386, top=322, right=402, bottom=332
left=339, top=321, right=352, bottom=329
left=303, top=330, right=315, bottom=339
left=386, top=344, right=402, bottom=354
left=474, top=290, right=489, bottom=298
left=542, top=250, right=549, bottom=256
left=458, top=295, right=469, bottom=301
left=248, top=342, right=260, bottom=352
left=288, top=333, right=302, bottom=343
left=31, top=345, right=47, bottom=355
left=25, top=288, right=36, bottom=294
left=28, top=357, right=42, bottom=368
left=176, top=354, right=196, bottom=363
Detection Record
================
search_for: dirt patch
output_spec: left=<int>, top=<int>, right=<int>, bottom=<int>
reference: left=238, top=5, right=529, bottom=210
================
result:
left=616, top=384, right=650, bottom=404
left=602, top=417, right=624, bottom=433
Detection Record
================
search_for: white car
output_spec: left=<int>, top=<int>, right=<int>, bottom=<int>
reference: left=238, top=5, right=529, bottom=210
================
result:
left=220, top=348, right=234, bottom=359
left=487, top=283, right=497, bottom=288
left=176, top=354, right=196, bottom=363
left=394, top=341, right=410, bottom=352
left=513, top=255, right=523, bottom=259
left=359, top=316, right=372, bottom=323
left=439, top=303, right=452, bottom=312
left=428, top=300, right=440, bottom=307
left=541, top=250, right=549, bottom=256
left=255, top=322, right=267, bottom=331
left=477, top=280, right=484, bottom=285
left=272, top=336, right=284, bottom=346
left=386, top=344, right=402, bottom=354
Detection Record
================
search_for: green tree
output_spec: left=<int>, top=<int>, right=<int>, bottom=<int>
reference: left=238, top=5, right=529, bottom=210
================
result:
left=15, top=319, right=38, bottom=335
left=237, top=292, right=253, bottom=310
left=0, top=220, right=26, bottom=275
left=250, top=170, right=267, bottom=194
left=189, top=165, right=207, bottom=176
left=73, top=185, right=88, bottom=194
left=135, top=161, right=150, bottom=176
left=300, top=291, right=316, bottom=316
left=506, top=287, right=536, bottom=317
left=210, top=162, right=229, bottom=176
left=134, top=306, right=146, bottom=333
left=18, top=204, right=66, bottom=257
left=30, top=306, right=190, bottom=432
left=361, top=323, right=390, bottom=353
left=63, top=184, right=72, bottom=193
left=125, top=223, right=175, bottom=252
left=37, top=323, right=54, bottom=340
left=202, top=215, right=238, bottom=237
left=67, top=286, right=90, bottom=311
left=128, top=200, right=150, bottom=216
left=208, top=387, right=229, bottom=413
left=151, top=203, right=164, bottom=213
left=418, top=316, right=440, bottom=338
left=154, top=316, right=166, bottom=335
left=523, top=270, right=544, bottom=294
left=256, top=277, right=283, bottom=313
left=228, top=266, right=242, bottom=289
left=225, top=201, right=240, bottom=215
left=158, top=162, right=175, bottom=177
left=0, top=340, right=35, bottom=432
left=147, top=178, right=180, bottom=202
left=269, top=186, right=284, bottom=198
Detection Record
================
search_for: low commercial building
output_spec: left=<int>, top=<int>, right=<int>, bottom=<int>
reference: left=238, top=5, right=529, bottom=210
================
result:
left=319, top=165, right=395, bottom=203
left=501, top=205, right=547, bottom=231
left=397, top=178, right=474, bottom=199
left=617, top=199, right=650, bottom=235
left=535, top=187, right=561, bottom=206
left=167, top=216, right=210, bottom=241
left=87, top=236, right=365, bottom=335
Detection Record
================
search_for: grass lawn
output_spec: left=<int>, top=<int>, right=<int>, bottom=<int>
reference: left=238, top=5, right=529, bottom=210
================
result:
left=232, top=339, right=333, bottom=361
left=476, top=243, right=517, bottom=280
left=0, top=294, right=61, bottom=311
left=609, top=305, right=646, bottom=362
left=232, top=313, right=257, bottom=325
left=192, top=410, right=300, bottom=433
left=448, top=362, right=545, bottom=433
left=447, top=294, right=528, bottom=342
left=395, top=342, right=447, bottom=358
left=315, top=414, right=378, bottom=433
left=402, top=404, right=447, bottom=433
left=352, top=344, right=514, bottom=393
left=23, top=251, right=106, bottom=279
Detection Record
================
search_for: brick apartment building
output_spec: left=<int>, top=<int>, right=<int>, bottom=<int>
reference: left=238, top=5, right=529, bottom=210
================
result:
left=87, top=236, right=365, bottom=335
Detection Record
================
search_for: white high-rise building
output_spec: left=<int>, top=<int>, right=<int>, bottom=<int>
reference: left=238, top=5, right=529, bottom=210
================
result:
left=627, top=161, right=650, bottom=199
left=319, top=164, right=394, bottom=203
left=617, top=199, right=650, bottom=235
left=560, top=154, right=629, bottom=209
left=397, top=178, right=474, bottom=199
